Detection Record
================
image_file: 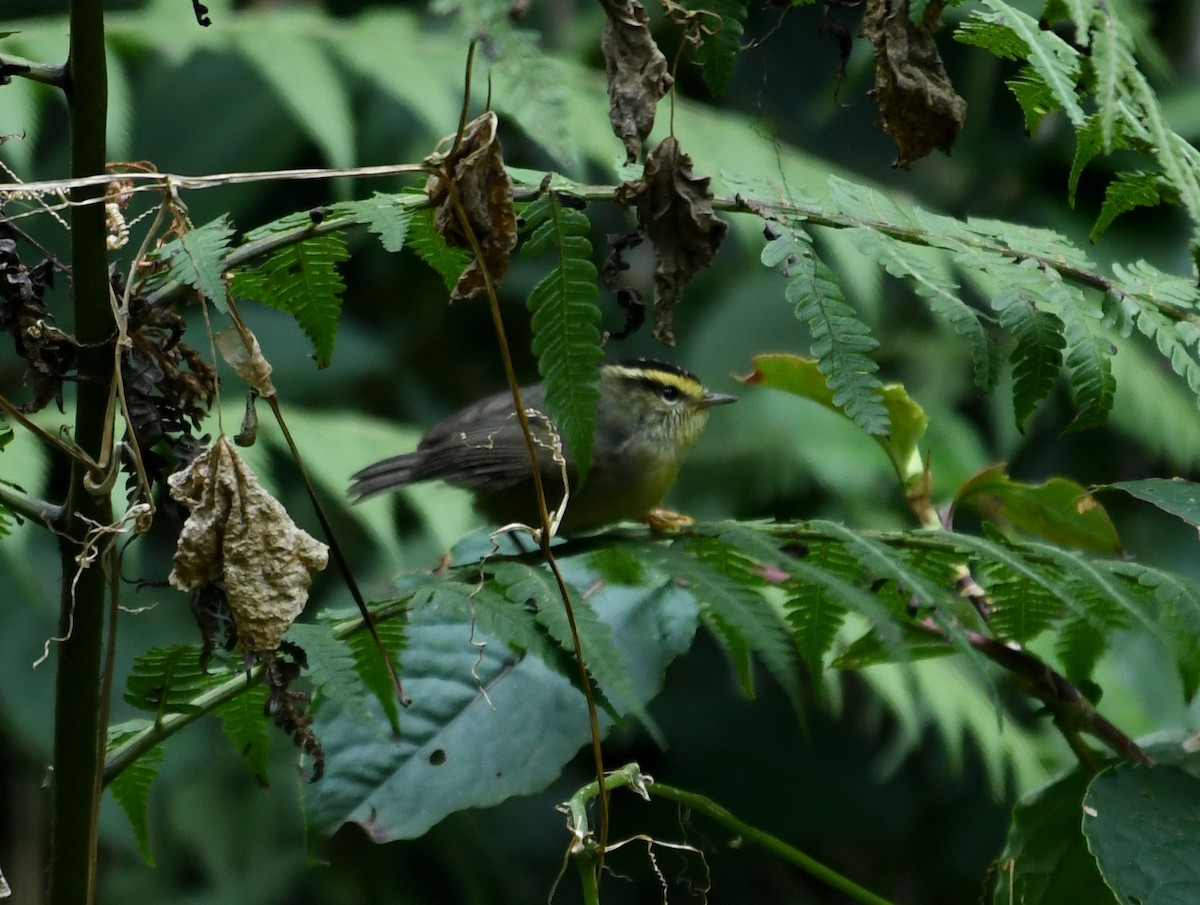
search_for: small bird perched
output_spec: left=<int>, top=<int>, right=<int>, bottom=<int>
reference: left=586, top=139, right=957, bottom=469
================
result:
left=349, top=359, right=735, bottom=533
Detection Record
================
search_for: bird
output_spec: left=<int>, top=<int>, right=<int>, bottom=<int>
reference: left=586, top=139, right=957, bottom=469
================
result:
left=348, top=358, right=735, bottom=533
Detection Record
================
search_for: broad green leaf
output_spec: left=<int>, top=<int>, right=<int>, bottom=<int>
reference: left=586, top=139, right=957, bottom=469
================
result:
left=742, top=353, right=926, bottom=484
left=520, top=193, right=604, bottom=485
left=954, top=464, right=1121, bottom=554
left=992, top=770, right=1116, bottom=905
left=1102, top=478, right=1200, bottom=531
left=1083, top=765, right=1200, bottom=904
left=303, top=564, right=698, bottom=842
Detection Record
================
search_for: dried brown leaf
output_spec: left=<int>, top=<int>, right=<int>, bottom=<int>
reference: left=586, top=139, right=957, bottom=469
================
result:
left=600, top=0, right=674, bottom=164
left=425, top=112, right=517, bottom=301
left=616, top=137, right=728, bottom=345
left=168, top=436, right=329, bottom=655
left=862, top=0, right=966, bottom=168
left=217, top=325, right=276, bottom=397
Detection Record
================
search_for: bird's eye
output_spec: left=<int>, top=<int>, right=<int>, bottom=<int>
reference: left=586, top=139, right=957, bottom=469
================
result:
left=659, top=384, right=683, bottom=403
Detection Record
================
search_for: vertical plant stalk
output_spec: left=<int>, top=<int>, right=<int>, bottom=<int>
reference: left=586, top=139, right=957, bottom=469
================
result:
left=48, top=0, right=113, bottom=903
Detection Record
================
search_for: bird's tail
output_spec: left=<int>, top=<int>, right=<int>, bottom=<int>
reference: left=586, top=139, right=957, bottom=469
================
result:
left=348, top=454, right=420, bottom=502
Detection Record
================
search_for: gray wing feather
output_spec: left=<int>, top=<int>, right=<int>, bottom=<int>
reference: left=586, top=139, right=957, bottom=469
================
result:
left=348, top=384, right=574, bottom=501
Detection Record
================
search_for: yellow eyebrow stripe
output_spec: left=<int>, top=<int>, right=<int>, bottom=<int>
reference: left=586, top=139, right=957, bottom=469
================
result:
left=607, top=364, right=706, bottom=400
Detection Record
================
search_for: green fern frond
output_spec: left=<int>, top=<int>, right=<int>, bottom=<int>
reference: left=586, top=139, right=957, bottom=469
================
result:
left=286, top=623, right=373, bottom=727
left=846, top=226, right=998, bottom=391
left=141, top=215, right=236, bottom=309
left=327, top=192, right=414, bottom=252
left=408, top=207, right=472, bottom=293
left=108, top=724, right=164, bottom=866
left=124, top=646, right=231, bottom=716
left=343, top=614, right=407, bottom=735
left=1058, top=295, right=1116, bottom=430
left=762, top=220, right=888, bottom=435
left=1093, top=171, right=1166, bottom=241
left=214, top=685, right=272, bottom=786
left=490, top=561, right=662, bottom=742
left=957, top=0, right=1085, bottom=127
left=520, top=193, right=604, bottom=484
left=662, top=535, right=805, bottom=715
left=993, top=290, right=1066, bottom=430
left=1006, top=67, right=1061, bottom=135
left=229, top=234, right=349, bottom=368
left=685, top=0, right=749, bottom=97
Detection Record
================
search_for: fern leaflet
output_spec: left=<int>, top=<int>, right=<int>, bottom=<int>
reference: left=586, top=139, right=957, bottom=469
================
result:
left=684, top=0, right=748, bottom=97
left=229, top=234, right=349, bottom=368
left=490, top=561, right=661, bottom=742
left=108, top=725, right=165, bottom=865
left=408, top=207, right=472, bottom=292
left=762, top=220, right=888, bottom=435
left=142, top=215, right=236, bottom=310
left=520, top=193, right=604, bottom=484
left=215, top=684, right=272, bottom=786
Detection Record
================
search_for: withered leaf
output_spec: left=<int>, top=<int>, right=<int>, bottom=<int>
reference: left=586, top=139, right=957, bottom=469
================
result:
left=862, top=0, right=966, bottom=168
left=600, top=0, right=675, bottom=164
left=616, top=137, right=728, bottom=345
left=425, top=111, right=518, bottom=302
left=168, top=436, right=329, bottom=655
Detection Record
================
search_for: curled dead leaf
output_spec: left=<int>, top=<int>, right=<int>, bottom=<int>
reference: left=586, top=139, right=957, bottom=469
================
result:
left=862, top=0, right=966, bottom=168
left=168, top=435, right=328, bottom=655
left=425, top=112, right=518, bottom=301
left=599, top=0, right=674, bottom=163
left=217, top=325, right=276, bottom=398
left=616, top=137, right=728, bottom=345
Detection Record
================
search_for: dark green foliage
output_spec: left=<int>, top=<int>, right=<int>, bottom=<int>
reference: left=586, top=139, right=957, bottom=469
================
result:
left=519, top=193, right=604, bottom=484
left=407, top=208, right=472, bottom=292
left=343, top=615, right=407, bottom=735
left=762, top=220, right=889, bottom=436
left=229, top=234, right=349, bottom=368
left=124, top=646, right=232, bottom=716
left=684, top=0, right=749, bottom=97
left=108, top=728, right=165, bottom=866
left=995, top=292, right=1066, bottom=431
left=1093, top=171, right=1165, bottom=241
left=215, top=685, right=272, bottom=787
left=141, top=216, right=236, bottom=309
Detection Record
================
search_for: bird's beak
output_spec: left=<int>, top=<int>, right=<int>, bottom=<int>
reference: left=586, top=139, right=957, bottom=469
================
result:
left=701, top=392, right=738, bottom=407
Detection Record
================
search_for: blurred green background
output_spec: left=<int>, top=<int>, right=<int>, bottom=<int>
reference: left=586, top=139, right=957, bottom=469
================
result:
left=3, top=0, right=1200, bottom=902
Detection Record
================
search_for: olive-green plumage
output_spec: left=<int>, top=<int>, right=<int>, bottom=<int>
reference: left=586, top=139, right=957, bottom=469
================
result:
left=348, top=359, right=735, bottom=532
